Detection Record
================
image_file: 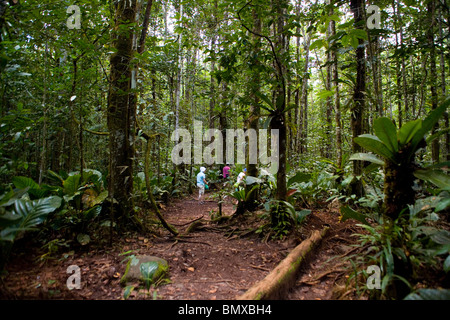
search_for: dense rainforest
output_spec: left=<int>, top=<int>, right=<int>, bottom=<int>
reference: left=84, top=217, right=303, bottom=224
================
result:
left=0, top=0, right=449, bottom=301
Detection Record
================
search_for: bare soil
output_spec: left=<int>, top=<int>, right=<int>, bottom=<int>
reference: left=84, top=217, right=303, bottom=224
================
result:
left=0, top=194, right=365, bottom=300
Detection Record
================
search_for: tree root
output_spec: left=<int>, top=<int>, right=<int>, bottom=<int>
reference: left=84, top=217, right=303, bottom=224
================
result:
left=170, top=237, right=212, bottom=247
left=172, top=215, right=204, bottom=227
left=184, top=220, right=206, bottom=234
left=298, top=268, right=347, bottom=285
left=238, top=227, right=329, bottom=300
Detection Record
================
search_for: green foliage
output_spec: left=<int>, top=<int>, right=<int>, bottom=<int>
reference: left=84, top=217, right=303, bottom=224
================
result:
left=404, top=288, right=450, bottom=300
left=351, top=193, right=450, bottom=299
left=38, top=238, right=70, bottom=262
left=0, top=191, right=62, bottom=242
left=0, top=167, right=111, bottom=271
left=288, top=166, right=338, bottom=207
left=339, top=206, right=368, bottom=225
left=0, top=188, right=62, bottom=270
left=228, top=183, right=259, bottom=204
left=139, top=261, right=169, bottom=291
left=352, top=97, right=450, bottom=166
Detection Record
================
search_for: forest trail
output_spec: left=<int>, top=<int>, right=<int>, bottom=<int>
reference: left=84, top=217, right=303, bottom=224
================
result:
left=1, top=195, right=364, bottom=300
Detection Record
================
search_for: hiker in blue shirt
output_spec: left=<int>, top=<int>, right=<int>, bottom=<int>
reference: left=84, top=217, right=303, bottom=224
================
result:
left=196, top=167, right=208, bottom=203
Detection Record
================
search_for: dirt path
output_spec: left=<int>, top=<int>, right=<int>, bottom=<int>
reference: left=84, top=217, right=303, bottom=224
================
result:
left=0, top=195, right=363, bottom=300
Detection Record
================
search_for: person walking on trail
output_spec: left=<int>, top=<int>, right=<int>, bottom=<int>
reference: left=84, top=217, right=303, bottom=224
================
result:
left=235, top=168, right=246, bottom=189
left=237, top=168, right=246, bottom=184
left=223, top=164, right=230, bottom=179
left=196, top=167, right=208, bottom=204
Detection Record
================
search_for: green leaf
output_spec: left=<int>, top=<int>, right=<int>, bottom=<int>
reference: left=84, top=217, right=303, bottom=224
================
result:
left=350, top=29, right=368, bottom=40
left=1, top=196, right=61, bottom=242
left=83, top=205, right=102, bottom=220
left=92, top=190, right=108, bottom=206
left=287, top=172, right=311, bottom=187
left=373, top=117, right=398, bottom=153
left=411, top=97, right=450, bottom=153
left=340, top=206, right=368, bottom=224
left=47, top=170, right=64, bottom=185
left=63, top=174, right=81, bottom=196
left=414, top=169, right=450, bottom=191
left=244, top=185, right=259, bottom=202
left=435, top=197, right=450, bottom=212
left=354, top=134, right=396, bottom=163
left=295, top=209, right=311, bottom=224
left=77, top=233, right=90, bottom=246
left=350, top=36, right=359, bottom=49
left=12, top=176, right=39, bottom=190
left=349, top=153, right=385, bottom=165
left=429, top=230, right=450, bottom=245
left=123, top=285, right=135, bottom=300
left=255, top=91, right=275, bottom=111
left=245, top=176, right=262, bottom=185
left=317, top=89, right=334, bottom=100
left=398, top=119, right=422, bottom=147
left=0, top=211, right=22, bottom=228
left=426, top=127, right=450, bottom=144
left=404, top=288, right=450, bottom=300
left=444, top=255, right=450, bottom=273
left=283, top=103, right=298, bottom=113
left=310, top=39, right=325, bottom=50
left=0, top=188, right=28, bottom=207
left=140, top=261, right=159, bottom=289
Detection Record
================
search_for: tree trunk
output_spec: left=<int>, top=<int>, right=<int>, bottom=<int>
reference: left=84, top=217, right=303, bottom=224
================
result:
left=294, top=2, right=301, bottom=156
left=393, top=1, right=403, bottom=128
left=383, top=158, right=416, bottom=220
left=38, top=42, right=48, bottom=185
left=325, top=11, right=333, bottom=159
left=300, top=28, right=311, bottom=154
left=350, top=0, right=365, bottom=198
left=209, top=37, right=216, bottom=128
left=270, top=0, right=289, bottom=227
left=107, top=0, right=138, bottom=222
left=428, top=0, right=440, bottom=163
left=330, top=4, right=342, bottom=178
left=244, top=7, right=261, bottom=211
left=172, top=1, right=183, bottom=190
left=439, top=6, right=449, bottom=161
left=365, top=7, right=383, bottom=117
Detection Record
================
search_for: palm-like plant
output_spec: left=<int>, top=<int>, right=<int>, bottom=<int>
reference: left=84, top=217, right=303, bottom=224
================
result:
left=350, top=97, right=449, bottom=220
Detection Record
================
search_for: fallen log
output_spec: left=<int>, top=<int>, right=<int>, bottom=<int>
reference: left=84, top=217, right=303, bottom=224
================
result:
left=238, top=227, right=329, bottom=300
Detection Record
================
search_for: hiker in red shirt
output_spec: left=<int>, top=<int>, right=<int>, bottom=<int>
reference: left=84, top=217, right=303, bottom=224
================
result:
left=222, top=164, right=230, bottom=179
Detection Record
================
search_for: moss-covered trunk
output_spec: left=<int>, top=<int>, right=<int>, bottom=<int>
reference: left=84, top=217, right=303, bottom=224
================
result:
left=383, top=158, right=416, bottom=220
left=107, top=0, right=137, bottom=222
left=383, top=149, right=416, bottom=299
left=349, top=0, right=365, bottom=198
left=239, top=227, right=328, bottom=300
left=243, top=7, right=261, bottom=212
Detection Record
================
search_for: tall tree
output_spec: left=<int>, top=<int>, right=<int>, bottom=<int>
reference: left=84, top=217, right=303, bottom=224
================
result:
left=439, top=4, right=450, bottom=161
left=329, top=1, right=342, bottom=177
left=107, top=0, right=138, bottom=222
left=349, top=0, right=365, bottom=197
left=427, top=0, right=440, bottom=163
left=244, top=6, right=262, bottom=211
left=269, top=0, right=289, bottom=229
